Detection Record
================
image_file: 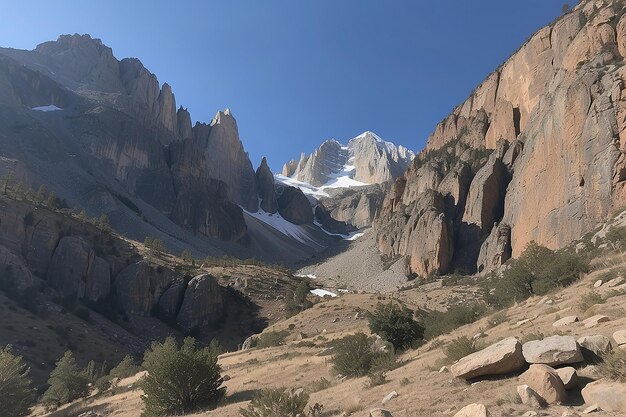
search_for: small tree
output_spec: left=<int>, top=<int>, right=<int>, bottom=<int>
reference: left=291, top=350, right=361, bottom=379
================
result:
left=0, top=346, right=35, bottom=417
left=141, top=337, right=224, bottom=416
left=367, top=303, right=424, bottom=351
left=34, top=185, right=47, bottom=205
left=46, top=192, right=58, bottom=209
left=331, top=333, right=374, bottom=377
left=109, top=355, right=140, bottom=380
left=180, top=249, right=193, bottom=263
left=42, top=351, right=90, bottom=406
left=240, top=388, right=310, bottom=417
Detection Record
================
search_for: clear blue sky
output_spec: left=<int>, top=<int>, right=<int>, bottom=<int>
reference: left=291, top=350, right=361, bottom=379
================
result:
left=2, top=1, right=565, bottom=172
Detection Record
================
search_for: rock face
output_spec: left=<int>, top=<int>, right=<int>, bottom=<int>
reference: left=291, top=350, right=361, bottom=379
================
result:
left=255, top=157, right=278, bottom=214
left=112, top=261, right=177, bottom=315
left=476, top=222, right=512, bottom=273
left=176, top=274, right=225, bottom=332
left=450, top=337, right=525, bottom=380
left=581, top=380, right=626, bottom=412
left=285, top=132, right=414, bottom=187
left=373, top=1, right=626, bottom=272
left=521, top=335, right=584, bottom=366
left=0, top=245, right=34, bottom=292
left=519, top=364, right=567, bottom=405
left=318, top=184, right=386, bottom=229
left=277, top=187, right=313, bottom=225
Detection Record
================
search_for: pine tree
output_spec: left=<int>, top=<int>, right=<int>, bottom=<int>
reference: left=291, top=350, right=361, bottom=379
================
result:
left=0, top=346, right=35, bottom=417
left=42, top=351, right=89, bottom=406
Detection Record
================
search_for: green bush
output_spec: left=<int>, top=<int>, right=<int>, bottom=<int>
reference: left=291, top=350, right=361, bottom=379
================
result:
left=488, top=242, right=588, bottom=308
left=285, top=281, right=313, bottom=317
left=0, top=346, right=35, bottom=417
left=240, top=387, right=310, bottom=417
left=579, top=292, right=605, bottom=313
left=331, top=333, right=376, bottom=377
left=367, top=303, right=424, bottom=351
left=597, top=348, right=626, bottom=382
left=141, top=337, right=224, bottom=416
left=42, top=351, right=90, bottom=406
left=421, top=303, right=487, bottom=340
left=444, top=337, right=478, bottom=363
left=109, top=355, right=140, bottom=380
left=256, top=331, right=289, bottom=348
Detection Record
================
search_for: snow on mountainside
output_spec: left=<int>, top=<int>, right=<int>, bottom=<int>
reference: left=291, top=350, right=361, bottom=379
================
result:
left=279, top=131, right=414, bottom=195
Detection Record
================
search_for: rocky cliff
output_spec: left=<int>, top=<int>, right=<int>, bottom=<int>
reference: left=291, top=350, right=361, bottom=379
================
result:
left=375, top=0, right=626, bottom=276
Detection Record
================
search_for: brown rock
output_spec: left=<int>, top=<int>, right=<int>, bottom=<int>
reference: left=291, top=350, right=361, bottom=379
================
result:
left=517, top=384, right=544, bottom=409
left=450, top=337, right=525, bottom=380
left=581, top=380, right=626, bottom=412
left=613, top=330, right=626, bottom=345
left=485, top=99, right=518, bottom=149
left=583, top=315, right=610, bottom=328
left=519, top=364, right=567, bottom=405
left=618, top=13, right=626, bottom=58
left=476, top=222, right=512, bottom=274
left=453, top=403, right=492, bottom=417
left=553, top=316, right=579, bottom=327
left=556, top=367, right=578, bottom=390
left=577, top=335, right=612, bottom=358
left=522, top=335, right=584, bottom=366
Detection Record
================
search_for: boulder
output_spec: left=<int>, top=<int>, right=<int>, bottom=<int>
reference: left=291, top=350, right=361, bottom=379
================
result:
left=241, top=335, right=258, bottom=350
left=581, top=380, right=626, bottom=412
left=255, top=157, right=278, bottom=214
left=112, top=261, right=177, bottom=315
left=556, top=367, right=578, bottom=390
left=593, top=280, right=603, bottom=288
left=522, top=335, right=584, bottom=366
left=155, top=279, right=188, bottom=321
left=176, top=274, right=225, bottom=332
left=519, top=364, right=567, bottom=405
left=618, top=13, right=626, bottom=58
left=613, top=330, right=626, bottom=345
left=583, top=315, right=610, bottom=328
left=553, top=316, right=579, bottom=327
left=450, top=337, right=525, bottom=380
left=606, top=277, right=624, bottom=287
left=577, top=335, right=612, bottom=359
left=277, top=186, right=314, bottom=225
left=369, top=410, right=393, bottom=417
left=381, top=391, right=398, bottom=405
left=453, top=403, right=492, bottom=417
left=46, top=236, right=94, bottom=298
left=517, top=384, right=544, bottom=409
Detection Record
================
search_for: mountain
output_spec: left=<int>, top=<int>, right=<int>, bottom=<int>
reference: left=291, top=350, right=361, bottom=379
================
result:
left=374, top=0, right=626, bottom=278
left=280, top=131, right=414, bottom=188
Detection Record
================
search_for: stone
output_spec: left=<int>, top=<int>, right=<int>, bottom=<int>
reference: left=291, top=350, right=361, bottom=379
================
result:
left=369, top=410, right=393, bottom=417
left=606, top=277, right=624, bottom=287
left=256, top=157, right=278, bottom=214
left=522, top=335, right=584, bottom=366
left=517, top=384, right=544, bottom=409
left=581, top=380, right=626, bottom=412
left=439, top=366, right=449, bottom=373
left=582, top=315, right=610, bottom=328
left=577, top=335, right=612, bottom=358
left=176, top=274, right=225, bottom=332
left=241, top=335, right=258, bottom=351
left=450, top=337, right=525, bottom=380
left=618, top=13, right=626, bottom=58
left=453, top=403, right=492, bottom=417
left=582, top=404, right=599, bottom=414
left=519, top=364, right=567, bottom=405
left=613, top=330, right=626, bottom=345
left=476, top=222, right=512, bottom=274
left=553, top=316, right=579, bottom=327
left=593, top=280, right=603, bottom=288
left=556, top=367, right=578, bottom=390
left=381, top=391, right=397, bottom=405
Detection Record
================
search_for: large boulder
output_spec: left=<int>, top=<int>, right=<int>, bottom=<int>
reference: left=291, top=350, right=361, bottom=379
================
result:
left=112, top=261, right=177, bottom=315
left=277, top=186, right=313, bottom=225
left=519, top=364, right=567, bottom=405
left=516, top=384, right=544, bottom=409
left=450, top=337, right=525, bottom=380
left=556, top=367, right=578, bottom=390
left=155, top=279, right=188, bottom=321
left=453, top=403, right=492, bottom=417
left=581, top=380, right=626, bottom=413
left=577, top=335, right=612, bottom=360
left=522, top=335, right=584, bottom=366
left=176, top=274, right=224, bottom=332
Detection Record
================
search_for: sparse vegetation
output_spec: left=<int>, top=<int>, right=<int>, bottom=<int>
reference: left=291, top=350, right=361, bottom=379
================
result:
left=0, top=346, right=35, bottom=417
left=597, top=348, right=626, bottom=382
left=285, top=281, right=313, bottom=317
left=421, top=303, right=487, bottom=340
left=141, top=337, right=224, bottom=417
left=330, top=332, right=397, bottom=378
left=367, top=302, right=424, bottom=350
left=366, top=371, right=387, bottom=388
left=443, top=336, right=479, bottom=363
left=240, top=387, right=313, bottom=417
left=579, top=291, right=605, bottom=312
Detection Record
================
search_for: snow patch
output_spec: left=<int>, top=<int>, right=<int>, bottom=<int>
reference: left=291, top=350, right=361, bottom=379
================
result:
left=296, top=273, right=317, bottom=280
left=32, top=105, right=63, bottom=112
left=244, top=209, right=320, bottom=245
left=310, top=289, right=338, bottom=298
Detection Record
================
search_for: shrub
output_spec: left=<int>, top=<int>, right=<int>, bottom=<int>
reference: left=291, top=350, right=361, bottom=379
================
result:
left=141, top=337, right=224, bottom=416
left=109, top=355, right=140, bottom=380
left=285, top=281, right=313, bottom=317
left=308, top=377, right=332, bottom=393
left=488, top=242, right=588, bottom=307
left=444, top=337, right=478, bottom=363
left=331, top=333, right=375, bottom=377
left=256, top=331, right=289, bottom=348
left=239, top=387, right=310, bottom=417
left=42, top=351, right=90, bottom=406
left=579, top=292, right=605, bottom=312
left=597, top=348, right=626, bottom=382
left=366, top=371, right=387, bottom=388
left=367, top=303, right=424, bottom=351
left=0, top=346, right=35, bottom=417
left=421, top=303, right=487, bottom=340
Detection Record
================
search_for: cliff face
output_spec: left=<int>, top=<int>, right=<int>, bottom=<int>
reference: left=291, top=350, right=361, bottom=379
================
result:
left=375, top=0, right=626, bottom=276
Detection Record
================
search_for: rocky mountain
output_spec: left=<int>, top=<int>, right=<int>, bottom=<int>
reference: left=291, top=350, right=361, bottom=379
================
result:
left=282, top=131, right=414, bottom=187
left=374, top=0, right=626, bottom=277
left=0, top=34, right=345, bottom=264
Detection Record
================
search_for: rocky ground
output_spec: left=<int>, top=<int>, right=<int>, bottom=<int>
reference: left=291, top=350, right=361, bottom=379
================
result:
left=33, top=247, right=626, bottom=417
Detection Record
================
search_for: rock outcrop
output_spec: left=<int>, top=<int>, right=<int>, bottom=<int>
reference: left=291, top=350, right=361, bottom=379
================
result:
left=0, top=245, right=34, bottom=292
left=176, top=274, right=225, bottom=332
left=450, top=337, right=525, bottom=380
left=277, top=186, right=314, bottom=225
left=318, top=184, right=386, bottom=229
left=256, top=157, right=278, bottom=213
left=521, top=335, right=584, bottom=366
left=476, top=223, right=512, bottom=274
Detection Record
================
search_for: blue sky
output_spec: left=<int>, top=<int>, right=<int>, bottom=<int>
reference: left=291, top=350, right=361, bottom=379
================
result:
left=2, top=1, right=565, bottom=171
